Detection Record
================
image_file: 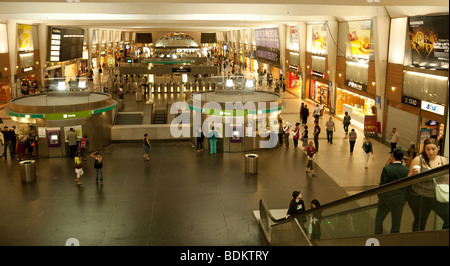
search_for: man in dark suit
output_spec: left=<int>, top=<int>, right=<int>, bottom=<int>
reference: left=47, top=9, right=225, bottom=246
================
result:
left=375, top=148, right=410, bottom=234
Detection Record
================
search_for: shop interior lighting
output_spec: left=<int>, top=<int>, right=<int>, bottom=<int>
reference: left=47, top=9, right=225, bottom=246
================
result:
left=226, top=79, right=234, bottom=88
left=245, top=79, right=254, bottom=89
left=405, top=71, right=448, bottom=81
left=346, top=61, right=369, bottom=67
left=78, top=81, right=86, bottom=89
left=57, top=82, right=66, bottom=91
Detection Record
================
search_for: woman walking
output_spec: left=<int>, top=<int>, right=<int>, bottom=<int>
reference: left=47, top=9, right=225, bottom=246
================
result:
left=362, top=137, right=374, bottom=168
left=143, top=133, right=151, bottom=161
left=209, top=127, right=217, bottom=154
left=348, top=128, right=357, bottom=155
left=90, top=151, right=103, bottom=185
left=301, top=125, right=309, bottom=150
left=292, top=122, right=300, bottom=149
left=305, top=141, right=317, bottom=176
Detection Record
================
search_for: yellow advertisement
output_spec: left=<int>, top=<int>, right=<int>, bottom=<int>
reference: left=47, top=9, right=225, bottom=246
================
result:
left=311, top=24, right=327, bottom=55
left=348, top=20, right=371, bottom=59
left=18, top=24, right=32, bottom=51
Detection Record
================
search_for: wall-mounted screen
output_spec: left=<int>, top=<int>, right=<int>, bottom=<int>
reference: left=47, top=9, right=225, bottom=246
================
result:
left=255, top=28, right=280, bottom=49
left=136, top=33, right=153, bottom=44
left=48, top=27, right=84, bottom=62
left=201, top=33, right=217, bottom=43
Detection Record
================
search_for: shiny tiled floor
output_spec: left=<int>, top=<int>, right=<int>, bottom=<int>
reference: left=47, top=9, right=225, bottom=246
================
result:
left=0, top=139, right=352, bottom=246
left=0, top=70, right=396, bottom=246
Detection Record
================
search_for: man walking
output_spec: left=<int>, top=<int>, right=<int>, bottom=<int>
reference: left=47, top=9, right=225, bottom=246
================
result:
left=313, top=104, right=321, bottom=123
left=375, top=148, right=409, bottom=234
left=1, top=126, right=14, bottom=159
left=325, top=117, right=335, bottom=144
left=313, top=121, right=321, bottom=152
left=389, top=127, right=400, bottom=153
left=67, top=128, right=78, bottom=158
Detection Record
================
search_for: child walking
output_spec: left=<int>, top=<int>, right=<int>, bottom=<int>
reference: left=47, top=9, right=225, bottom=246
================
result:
left=74, top=150, right=84, bottom=185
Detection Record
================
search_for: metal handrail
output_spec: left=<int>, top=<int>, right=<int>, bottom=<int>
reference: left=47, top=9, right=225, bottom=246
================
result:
left=262, top=164, right=449, bottom=226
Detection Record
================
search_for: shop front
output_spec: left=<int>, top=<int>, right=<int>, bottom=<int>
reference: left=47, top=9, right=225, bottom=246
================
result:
left=306, top=78, right=330, bottom=107
left=336, top=88, right=376, bottom=129
left=5, top=92, right=117, bottom=157
left=287, top=67, right=302, bottom=91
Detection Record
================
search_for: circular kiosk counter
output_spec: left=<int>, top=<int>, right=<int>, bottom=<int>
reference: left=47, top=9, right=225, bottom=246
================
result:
left=186, top=90, right=286, bottom=153
left=5, top=92, right=117, bottom=157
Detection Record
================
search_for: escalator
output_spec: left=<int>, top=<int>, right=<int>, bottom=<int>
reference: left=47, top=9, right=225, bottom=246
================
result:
left=256, top=165, right=449, bottom=246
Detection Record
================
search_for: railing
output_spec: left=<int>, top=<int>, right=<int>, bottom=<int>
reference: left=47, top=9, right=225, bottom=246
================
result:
left=259, top=164, right=449, bottom=245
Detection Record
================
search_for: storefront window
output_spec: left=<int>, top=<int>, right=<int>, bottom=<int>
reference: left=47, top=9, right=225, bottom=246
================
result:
left=336, top=88, right=376, bottom=128
left=403, top=71, right=448, bottom=105
left=19, top=52, right=34, bottom=70
left=309, top=79, right=329, bottom=106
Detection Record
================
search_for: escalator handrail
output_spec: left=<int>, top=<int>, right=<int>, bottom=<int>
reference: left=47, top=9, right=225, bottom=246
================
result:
left=261, top=164, right=449, bottom=225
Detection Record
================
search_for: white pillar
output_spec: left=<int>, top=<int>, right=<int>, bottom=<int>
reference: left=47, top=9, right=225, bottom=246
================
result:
left=326, top=20, right=338, bottom=112
left=7, top=20, right=18, bottom=98
left=38, top=23, right=48, bottom=87
left=298, top=22, right=307, bottom=100
left=372, top=8, right=391, bottom=133
left=278, top=24, right=286, bottom=77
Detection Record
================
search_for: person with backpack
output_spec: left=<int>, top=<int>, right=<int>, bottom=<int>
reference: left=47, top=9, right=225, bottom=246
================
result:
left=343, top=111, right=351, bottom=136
left=79, top=133, right=90, bottom=161
left=90, top=151, right=103, bottom=185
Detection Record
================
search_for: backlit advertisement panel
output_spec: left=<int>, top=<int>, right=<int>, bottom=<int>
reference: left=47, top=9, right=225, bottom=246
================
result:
left=408, top=15, right=449, bottom=70
left=348, top=20, right=371, bottom=59
left=311, top=24, right=327, bottom=55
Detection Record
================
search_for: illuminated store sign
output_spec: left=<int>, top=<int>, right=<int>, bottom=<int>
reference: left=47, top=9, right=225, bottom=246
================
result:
left=311, top=70, right=325, bottom=78
left=421, top=100, right=445, bottom=115
left=347, top=80, right=367, bottom=91
left=402, top=96, right=421, bottom=108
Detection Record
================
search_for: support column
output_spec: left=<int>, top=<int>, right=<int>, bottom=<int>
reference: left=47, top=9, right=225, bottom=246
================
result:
left=298, top=22, right=306, bottom=100
left=278, top=24, right=286, bottom=77
left=326, top=20, right=338, bottom=113
left=7, top=20, right=18, bottom=98
left=38, top=23, right=48, bottom=88
left=372, top=8, right=391, bottom=135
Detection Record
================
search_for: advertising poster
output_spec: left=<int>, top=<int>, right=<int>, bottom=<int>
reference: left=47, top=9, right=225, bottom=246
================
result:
left=64, top=125, right=82, bottom=143
left=311, top=24, right=327, bottom=55
left=408, top=15, right=449, bottom=70
left=18, top=24, right=32, bottom=51
left=290, top=25, right=300, bottom=51
left=348, top=20, right=371, bottom=59
left=255, top=28, right=280, bottom=49
left=364, top=115, right=377, bottom=133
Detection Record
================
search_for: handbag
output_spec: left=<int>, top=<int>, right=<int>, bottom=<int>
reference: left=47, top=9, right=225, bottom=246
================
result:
left=421, top=155, right=449, bottom=203
left=433, top=179, right=449, bottom=203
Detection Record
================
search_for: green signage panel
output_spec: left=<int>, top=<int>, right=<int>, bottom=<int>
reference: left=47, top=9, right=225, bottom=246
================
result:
left=45, top=110, right=92, bottom=120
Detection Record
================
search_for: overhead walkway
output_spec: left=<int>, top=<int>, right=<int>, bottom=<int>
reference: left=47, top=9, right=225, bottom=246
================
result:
left=255, top=165, right=449, bottom=246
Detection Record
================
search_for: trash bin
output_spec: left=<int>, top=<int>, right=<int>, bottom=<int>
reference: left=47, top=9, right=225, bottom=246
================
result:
left=136, top=90, right=143, bottom=101
left=19, top=160, right=37, bottom=183
left=245, top=154, right=259, bottom=175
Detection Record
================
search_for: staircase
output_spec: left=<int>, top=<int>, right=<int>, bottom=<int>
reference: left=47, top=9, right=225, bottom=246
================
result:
left=153, top=108, right=167, bottom=124
left=115, top=112, right=143, bottom=125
